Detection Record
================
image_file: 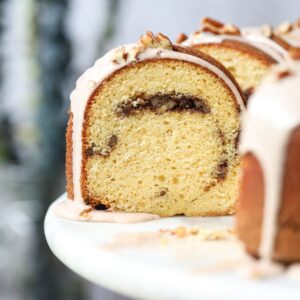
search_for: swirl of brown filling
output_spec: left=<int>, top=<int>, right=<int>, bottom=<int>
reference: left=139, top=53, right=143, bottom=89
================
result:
left=85, top=93, right=233, bottom=195
left=115, top=93, right=211, bottom=116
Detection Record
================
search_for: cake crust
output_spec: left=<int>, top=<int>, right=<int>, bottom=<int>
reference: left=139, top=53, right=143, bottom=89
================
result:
left=66, top=112, right=74, bottom=200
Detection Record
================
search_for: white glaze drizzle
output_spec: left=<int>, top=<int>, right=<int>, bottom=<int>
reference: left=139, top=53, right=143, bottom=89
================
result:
left=240, top=62, right=300, bottom=260
left=183, top=30, right=288, bottom=63
left=70, top=42, right=245, bottom=206
left=55, top=199, right=159, bottom=223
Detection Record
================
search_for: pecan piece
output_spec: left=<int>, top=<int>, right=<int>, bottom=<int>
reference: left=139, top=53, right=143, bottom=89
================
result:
left=139, top=31, right=173, bottom=50
left=176, top=33, right=188, bottom=44
left=112, top=47, right=128, bottom=64
left=260, top=24, right=273, bottom=38
left=202, top=17, right=224, bottom=28
left=276, top=21, right=293, bottom=35
left=200, top=17, right=240, bottom=36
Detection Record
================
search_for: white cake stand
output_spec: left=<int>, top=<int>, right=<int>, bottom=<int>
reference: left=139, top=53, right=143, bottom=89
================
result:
left=45, top=194, right=300, bottom=300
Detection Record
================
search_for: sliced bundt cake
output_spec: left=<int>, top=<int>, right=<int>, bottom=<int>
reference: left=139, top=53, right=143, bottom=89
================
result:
left=66, top=32, right=245, bottom=217
left=236, top=53, right=300, bottom=263
left=180, top=18, right=288, bottom=100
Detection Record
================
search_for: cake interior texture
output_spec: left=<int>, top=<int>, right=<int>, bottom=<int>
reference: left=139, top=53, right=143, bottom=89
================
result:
left=193, top=42, right=274, bottom=93
left=81, top=58, right=240, bottom=217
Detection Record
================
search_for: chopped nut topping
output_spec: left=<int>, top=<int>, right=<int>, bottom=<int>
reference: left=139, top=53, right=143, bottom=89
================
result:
left=195, top=228, right=234, bottom=241
left=176, top=33, right=188, bottom=43
left=276, top=21, right=293, bottom=34
left=163, top=226, right=234, bottom=240
left=200, top=17, right=240, bottom=36
left=139, top=31, right=173, bottom=50
left=156, top=33, right=173, bottom=48
left=189, top=227, right=200, bottom=235
left=260, top=24, right=273, bottom=38
left=172, top=226, right=187, bottom=238
left=112, top=47, right=128, bottom=64
left=111, top=32, right=173, bottom=65
left=222, top=24, right=241, bottom=35
left=202, top=17, right=224, bottom=28
left=140, top=31, right=157, bottom=47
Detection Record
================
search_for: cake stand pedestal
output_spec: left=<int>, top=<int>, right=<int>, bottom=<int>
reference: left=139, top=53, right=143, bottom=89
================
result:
left=45, top=193, right=300, bottom=300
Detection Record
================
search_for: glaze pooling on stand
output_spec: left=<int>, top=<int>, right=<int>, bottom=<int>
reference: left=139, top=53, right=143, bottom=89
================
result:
left=55, top=198, right=159, bottom=223
left=240, top=62, right=300, bottom=261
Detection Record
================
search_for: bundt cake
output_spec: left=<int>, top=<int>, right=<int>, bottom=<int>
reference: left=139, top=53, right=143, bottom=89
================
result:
left=236, top=53, right=300, bottom=263
left=180, top=18, right=289, bottom=100
left=66, top=32, right=245, bottom=218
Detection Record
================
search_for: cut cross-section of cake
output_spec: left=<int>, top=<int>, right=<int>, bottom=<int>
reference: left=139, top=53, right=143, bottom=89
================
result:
left=66, top=32, right=245, bottom=217
left=180, top=18, right=289, bottom=101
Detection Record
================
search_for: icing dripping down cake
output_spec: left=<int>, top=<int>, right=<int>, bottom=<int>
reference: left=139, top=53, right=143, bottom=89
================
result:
left=236, top=54, right=300, bottom=263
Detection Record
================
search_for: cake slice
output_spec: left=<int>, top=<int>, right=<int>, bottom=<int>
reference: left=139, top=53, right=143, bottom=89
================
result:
left=66, top=32, right=245, bottom=217
left=180, top=18, right=288, bottom=100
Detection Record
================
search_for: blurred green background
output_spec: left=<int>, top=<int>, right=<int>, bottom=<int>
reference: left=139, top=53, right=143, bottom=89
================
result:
left=1, top=0, right=300, bottom=299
